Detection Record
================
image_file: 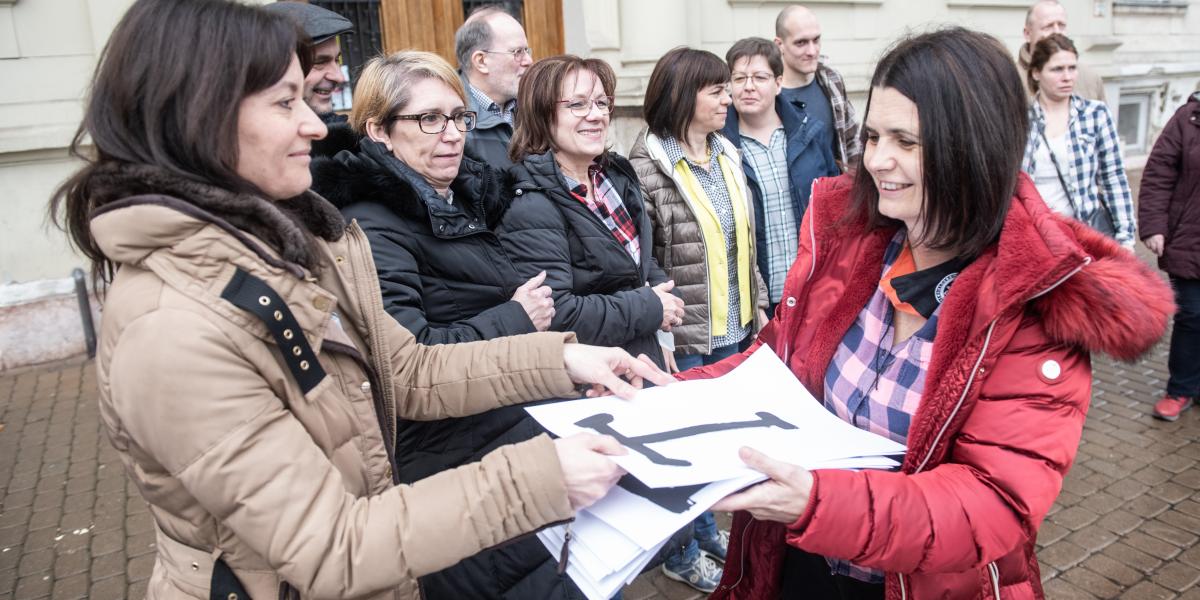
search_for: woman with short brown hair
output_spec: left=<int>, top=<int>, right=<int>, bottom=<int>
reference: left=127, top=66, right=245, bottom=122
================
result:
left=500, top=55, right=684, bottom=371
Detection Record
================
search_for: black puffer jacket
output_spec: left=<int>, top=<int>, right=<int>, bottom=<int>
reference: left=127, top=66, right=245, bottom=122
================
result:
left=311, top=139, right=582, bottom=600
left=500, top=151, right=673, bottom=369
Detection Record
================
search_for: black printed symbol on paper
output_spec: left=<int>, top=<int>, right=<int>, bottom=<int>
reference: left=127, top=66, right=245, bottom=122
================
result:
left=575, top=411, right=799, bottom=467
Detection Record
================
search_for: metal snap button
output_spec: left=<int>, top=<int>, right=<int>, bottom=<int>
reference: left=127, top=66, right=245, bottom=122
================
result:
left=191, top=562, right=199, bottom=571
left=299, top=360, right=310, bottom=371
left=273, top=310, right=284, bottom=322
left=361, top=381, right=371, bottom=394
left=283, top=329, right=294, bottom=340
left=1041, top=360, right=1061, bottom=380
left=258, top=296, right=271, bottom=306
left=292, top=346, right=303, bottom=357
left=785, top=297, right=797, bottom=307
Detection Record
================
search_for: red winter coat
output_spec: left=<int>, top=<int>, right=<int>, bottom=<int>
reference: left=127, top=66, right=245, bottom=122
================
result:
left=1139, top=92, right=1200, bottom=279
left=682, top=173, right=1172, bottom=600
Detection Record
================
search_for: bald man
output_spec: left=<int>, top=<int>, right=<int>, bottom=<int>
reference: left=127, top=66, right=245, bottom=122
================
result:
left=1018, top=0, right=1106, bottom=101
left=455, top=7, right=534, bottom=168
left=773, top=5, right=860, bottom=170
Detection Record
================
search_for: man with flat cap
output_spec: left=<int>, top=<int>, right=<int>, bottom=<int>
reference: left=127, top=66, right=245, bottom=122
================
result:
left=264, top=1, right=353, bottom=123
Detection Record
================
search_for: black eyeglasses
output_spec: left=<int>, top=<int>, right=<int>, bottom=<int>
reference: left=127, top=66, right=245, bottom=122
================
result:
left=389, top=111, right=477, bottom=134
left=482, top=47, right=532, bottom=60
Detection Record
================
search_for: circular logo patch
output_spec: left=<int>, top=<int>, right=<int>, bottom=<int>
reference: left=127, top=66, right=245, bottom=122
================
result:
left=934, top=273, right=958, bottom=304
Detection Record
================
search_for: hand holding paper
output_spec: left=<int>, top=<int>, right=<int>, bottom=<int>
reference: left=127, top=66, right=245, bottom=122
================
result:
left=711, top=446, right=814, bottom=523
left=554, top=433, right=628, bottom=511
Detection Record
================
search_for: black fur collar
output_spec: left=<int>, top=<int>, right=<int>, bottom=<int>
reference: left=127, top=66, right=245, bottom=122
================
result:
left=88, top=162, right=344, bottom=271
left=310, top=139, right=508, bottom=229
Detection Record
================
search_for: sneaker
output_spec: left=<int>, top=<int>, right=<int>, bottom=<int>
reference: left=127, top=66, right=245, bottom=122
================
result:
left=662, top=554, right=722, bottom=593
left=1154, top=395, right=1194, bottom=421
left=697, top=529, right=729, bottom=563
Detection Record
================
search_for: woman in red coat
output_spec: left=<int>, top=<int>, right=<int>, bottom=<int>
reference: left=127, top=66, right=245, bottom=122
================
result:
left=682, top=28, right=1173, bottom=599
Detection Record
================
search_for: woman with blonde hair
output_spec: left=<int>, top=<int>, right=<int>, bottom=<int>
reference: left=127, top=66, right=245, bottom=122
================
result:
left=310, top=50, right=607, bottom=599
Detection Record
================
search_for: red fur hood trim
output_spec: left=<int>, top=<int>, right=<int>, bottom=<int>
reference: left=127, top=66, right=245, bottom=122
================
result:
left=1033, top=214, right=1174, bottom=361
left=811, top=173, right=1173, bottom=362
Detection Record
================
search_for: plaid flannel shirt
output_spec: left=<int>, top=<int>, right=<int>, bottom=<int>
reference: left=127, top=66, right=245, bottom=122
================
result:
left=1023, top=95, right=1136, bottom=245
left=822, top=230, right=939, bottom=583
left=739, top=128, right=796, bottom=303
left=564, top=165, right=641, bottom=264
left=815, top=61, right=862, bottom=169
left=467, top=83, right=516, bottom=126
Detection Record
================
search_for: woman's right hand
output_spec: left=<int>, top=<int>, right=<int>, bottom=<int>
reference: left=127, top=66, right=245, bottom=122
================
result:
left=1144, top=234, right=1165, bottom=257
left=513, top=271, right=555, bottom=331
left=554, top=433, right=627, bottom=511
left=652, top=280, right=685, bottom=331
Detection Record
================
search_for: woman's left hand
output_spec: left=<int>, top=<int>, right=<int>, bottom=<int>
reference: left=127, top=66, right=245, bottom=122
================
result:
left=563, top=345, right=675, bottom=399
left=711, top=447, right=814, bottom=524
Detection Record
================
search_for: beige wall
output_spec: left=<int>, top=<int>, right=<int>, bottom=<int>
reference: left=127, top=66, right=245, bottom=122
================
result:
left=561, top=0, right=1200, bottom=153
left=2, top=0, right=1198, bottom=286
left=0, top=0, right=135, bottom=284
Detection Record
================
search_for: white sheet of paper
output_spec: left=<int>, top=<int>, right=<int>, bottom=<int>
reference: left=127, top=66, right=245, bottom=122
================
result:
left=585, top=473, right=766, bottom=551
left=538, top=521, right=667, bottom=600
left=526, top=347, right=906, bottom=488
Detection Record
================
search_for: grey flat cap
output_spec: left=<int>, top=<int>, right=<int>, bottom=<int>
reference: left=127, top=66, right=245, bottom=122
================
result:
left=264, top=2, right=353, bottom=45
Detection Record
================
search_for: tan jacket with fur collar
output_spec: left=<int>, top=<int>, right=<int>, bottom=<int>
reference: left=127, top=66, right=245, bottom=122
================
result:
left=91, top=186, right=577, bottom=600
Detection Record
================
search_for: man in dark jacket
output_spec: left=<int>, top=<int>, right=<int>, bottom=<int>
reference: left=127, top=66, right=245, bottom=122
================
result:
left=455, top=6, right=532, bottom=168
left=1141, top=91, right=1200, bottom=421
left=264, top=2, right=358, bottom=159
left=722, top=37, right=839, bottom=317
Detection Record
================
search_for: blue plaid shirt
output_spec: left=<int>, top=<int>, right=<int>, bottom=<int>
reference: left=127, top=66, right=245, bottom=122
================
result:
left=739, top=128, right=796, bottom=304
left=467, top=83, right=515, bottom=126
left=822, top=230, right=940, bottom=583
left=1023, top=95, right=1136, bottom=245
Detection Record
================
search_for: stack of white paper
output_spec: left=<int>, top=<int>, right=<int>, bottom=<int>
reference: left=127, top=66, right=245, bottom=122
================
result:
left=526, top=347, right=906, bottom=600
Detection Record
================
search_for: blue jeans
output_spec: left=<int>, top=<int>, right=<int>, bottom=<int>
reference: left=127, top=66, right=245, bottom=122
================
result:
left=675, top=338, right=746, bottom=372
left=664, top=511, right=719, bottom=570
left=1168, top=277, right=1200, bottom=398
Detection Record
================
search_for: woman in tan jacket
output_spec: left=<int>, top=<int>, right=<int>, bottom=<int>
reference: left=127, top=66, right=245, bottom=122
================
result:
left=49, top=1, right=670, bottom=598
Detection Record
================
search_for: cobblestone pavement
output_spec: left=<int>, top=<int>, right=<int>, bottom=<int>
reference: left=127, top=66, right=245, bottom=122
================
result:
left=0, top=291, right=1197, bottom=600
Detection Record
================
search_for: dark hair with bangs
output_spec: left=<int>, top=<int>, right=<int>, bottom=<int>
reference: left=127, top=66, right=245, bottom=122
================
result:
left=643, top=47, right=730, bottom=142
left=852, top=27, right=1027, bottom=259
left=509, top=55, right=617, bottom=163
left=49, top=0, right=311, bottom=285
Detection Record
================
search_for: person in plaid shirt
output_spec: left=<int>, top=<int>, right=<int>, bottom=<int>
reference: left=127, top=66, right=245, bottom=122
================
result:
left=1022, top=34, right=1136, bottom=248
left=675, top=28, right=1172, bottom=600
left=774, top=5, right=862, bottom=171
left=500, top=55, right=685, bottom=372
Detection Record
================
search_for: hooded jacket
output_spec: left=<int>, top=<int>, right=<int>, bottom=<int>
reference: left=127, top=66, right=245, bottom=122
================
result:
left=628, top=129, right=769, bottom=355
left=682, top=173, right=1172, bottom=600
left=1139, top=91, right=1200, bottom=279
left=90, top=165, right=579, bottom=600
left=499, top=150, right=674, bottom=369
left=311, top=140, right=581, bottom=599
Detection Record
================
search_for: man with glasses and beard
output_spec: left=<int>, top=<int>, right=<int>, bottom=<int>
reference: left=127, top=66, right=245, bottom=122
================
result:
left=455, top=6, right=534, bottom=168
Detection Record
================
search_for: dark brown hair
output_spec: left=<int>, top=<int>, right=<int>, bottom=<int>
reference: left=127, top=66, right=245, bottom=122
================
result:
left=851, top=27, right=1028, bottom=259
left=643, top=47, right=730, bottom=142
left=1027, top=33, right=1077, bottom=94
left=509, top=55, right=616, bottom=163
left=726, top=37, right=783, bottom=78
left=49, top=0, right=311, bottom=285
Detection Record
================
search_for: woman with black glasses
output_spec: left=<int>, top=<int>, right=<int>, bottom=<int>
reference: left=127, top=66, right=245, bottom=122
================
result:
left=311, top=51, right=578, bottom=599
left=500, top=55, right=685, bottom=372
